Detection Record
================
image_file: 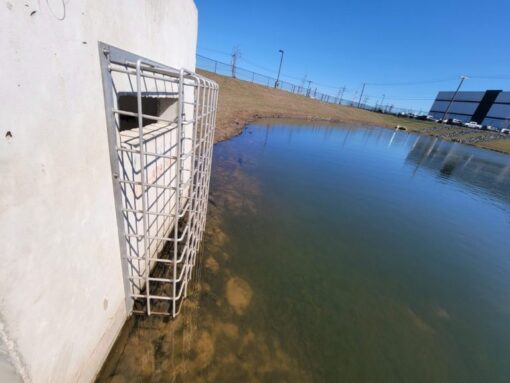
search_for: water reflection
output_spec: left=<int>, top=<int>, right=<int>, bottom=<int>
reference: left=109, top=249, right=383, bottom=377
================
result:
left=404, top=133, right=510, bottom=203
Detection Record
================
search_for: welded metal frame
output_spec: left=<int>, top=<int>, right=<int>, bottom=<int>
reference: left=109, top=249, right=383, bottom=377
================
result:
left=99, top=42, right=218, bottom=317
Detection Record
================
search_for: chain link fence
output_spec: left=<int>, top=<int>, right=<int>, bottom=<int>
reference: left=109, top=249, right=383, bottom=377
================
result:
left=196, top=54, right=424, bottom=116
left=196, top=54, right=356, bottom=105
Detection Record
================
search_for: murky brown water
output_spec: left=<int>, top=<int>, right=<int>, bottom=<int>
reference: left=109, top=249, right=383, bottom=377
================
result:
left=97, top=132, right=305, bottom=382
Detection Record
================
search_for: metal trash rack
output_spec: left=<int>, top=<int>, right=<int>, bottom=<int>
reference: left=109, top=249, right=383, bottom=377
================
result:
left=99, top=42, right=218, bottom=317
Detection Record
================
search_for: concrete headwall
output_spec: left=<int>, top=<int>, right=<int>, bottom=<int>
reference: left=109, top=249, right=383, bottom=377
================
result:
left=0, top=1, right=197, bottom=382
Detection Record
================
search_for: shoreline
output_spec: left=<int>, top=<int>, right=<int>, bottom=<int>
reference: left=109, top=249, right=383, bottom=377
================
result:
left=200, top=70, right=510, bottom=155
left=220, top=115, right=510, bottom=156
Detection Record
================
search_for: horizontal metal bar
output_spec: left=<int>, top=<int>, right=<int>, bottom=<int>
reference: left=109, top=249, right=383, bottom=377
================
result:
left=118, top=175, right=196, bottom=193
left=118, top=179, right=176, bottom=191
left=129, top=276, right=173, bottom=283
left=109, top=63, right=201, bottom=86
left=108, top=66, right=182, bottom=85
left=113, top=109, right=178, bottom=125
left=126, top=256, right=173, bottom=264
left=122, top=208, right=177, bottom=219
left=125, top=226, right=189, bottom=243
left=132, top=293, right=173, bottom=301
left=117, top=147, right=178, bottom=161
left=132, top=310, right=171, bottom=316
left=128, top=259, right=191, bottom=283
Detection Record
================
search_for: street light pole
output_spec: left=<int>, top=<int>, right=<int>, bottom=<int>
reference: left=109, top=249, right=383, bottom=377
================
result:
left=274, top=49, right=284, bottom=88
left=442, top=75, right=468, bottom=122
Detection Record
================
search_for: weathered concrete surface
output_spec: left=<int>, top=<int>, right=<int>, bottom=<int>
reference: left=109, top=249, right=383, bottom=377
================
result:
left=0, top=325, right=24, bottom=383
left=0, top=1, right=197, bottom=382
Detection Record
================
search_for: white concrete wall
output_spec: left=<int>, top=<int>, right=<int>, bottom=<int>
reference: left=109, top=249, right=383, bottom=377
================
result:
left=0, top=1, right=197, bottom=382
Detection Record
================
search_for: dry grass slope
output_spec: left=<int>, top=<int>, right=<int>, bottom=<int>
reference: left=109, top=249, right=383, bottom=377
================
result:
left=199, top=70, right=510, bottom=154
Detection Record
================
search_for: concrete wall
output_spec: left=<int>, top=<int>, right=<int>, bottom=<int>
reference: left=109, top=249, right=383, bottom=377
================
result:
left=0, top=1, right=197, bottom=382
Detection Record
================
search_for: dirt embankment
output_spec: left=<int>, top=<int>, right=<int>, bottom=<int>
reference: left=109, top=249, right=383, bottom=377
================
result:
left=199, top=70, right=510, bottom=154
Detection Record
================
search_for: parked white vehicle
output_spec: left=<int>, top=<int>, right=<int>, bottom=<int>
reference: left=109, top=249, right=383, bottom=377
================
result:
left=501, top=128, right=510, bottom=134
left=464, top=121, right=482, bottom=129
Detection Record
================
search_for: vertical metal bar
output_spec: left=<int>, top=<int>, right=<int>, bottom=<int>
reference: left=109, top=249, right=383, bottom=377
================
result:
left=183, top=76, right=199, bottom=298
left=97, top=43, right=133, bottom=314
left=172, top=69, right=184, bottom=317
left=136, top=59, right=151, bottom=316
left=195, top=78, right=207, bottom=265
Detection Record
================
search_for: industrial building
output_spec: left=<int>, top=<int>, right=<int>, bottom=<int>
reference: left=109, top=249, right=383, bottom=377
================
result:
left=429, top=90, right=510, bottom=129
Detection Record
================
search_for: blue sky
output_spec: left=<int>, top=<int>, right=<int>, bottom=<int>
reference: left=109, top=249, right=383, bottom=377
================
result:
left=195, top=0, right=510, bottom=113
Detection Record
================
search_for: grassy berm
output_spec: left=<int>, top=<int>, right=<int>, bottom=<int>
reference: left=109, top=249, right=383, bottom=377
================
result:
left=198, top=70, right=510, bottom=154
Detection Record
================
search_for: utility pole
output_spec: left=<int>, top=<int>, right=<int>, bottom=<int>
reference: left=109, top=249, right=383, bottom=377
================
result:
left=338, top=86, right=345, bottom=104
left=231, top=46, right=241, bottom=79
left=363, top=95, right=369, bottom=109
left=352, top=91, right=358, bottom=106
left=274, top=49, right=284, bottom=88
left=380, top=94, right=385, bottom=110
left=357, top=83, right=366, bottom=108
left=442, top=75, right=468, bottom=122
left=299, top=75, right=307, bottom=95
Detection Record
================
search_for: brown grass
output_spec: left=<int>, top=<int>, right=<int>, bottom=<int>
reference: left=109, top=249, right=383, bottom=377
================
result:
left=476, top=138, right=510, bottom=153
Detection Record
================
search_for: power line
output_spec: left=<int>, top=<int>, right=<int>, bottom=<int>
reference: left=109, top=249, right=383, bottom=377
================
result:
left=238, top=56, right=277, bottom=74
left=469, top=75, right=510, bottom=80
left=197, top=46, right=231, bottom=57
left=366, top=77, right=460, bottom=86
left=236, top=56, right=306, bottom=82
left=384, top=96, right=436, bottom=100
left=196, top=52, right=501, bottom=112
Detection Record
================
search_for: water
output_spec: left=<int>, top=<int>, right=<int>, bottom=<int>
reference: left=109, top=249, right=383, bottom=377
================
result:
left=98, top=123, right=510, bottom=383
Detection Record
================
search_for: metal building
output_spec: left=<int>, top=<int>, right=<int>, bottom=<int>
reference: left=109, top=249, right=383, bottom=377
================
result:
left=429, top=90, right=510, bottom=129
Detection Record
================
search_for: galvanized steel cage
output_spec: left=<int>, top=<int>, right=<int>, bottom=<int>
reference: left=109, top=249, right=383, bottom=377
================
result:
left=99, top=43, right=218, bottom=317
